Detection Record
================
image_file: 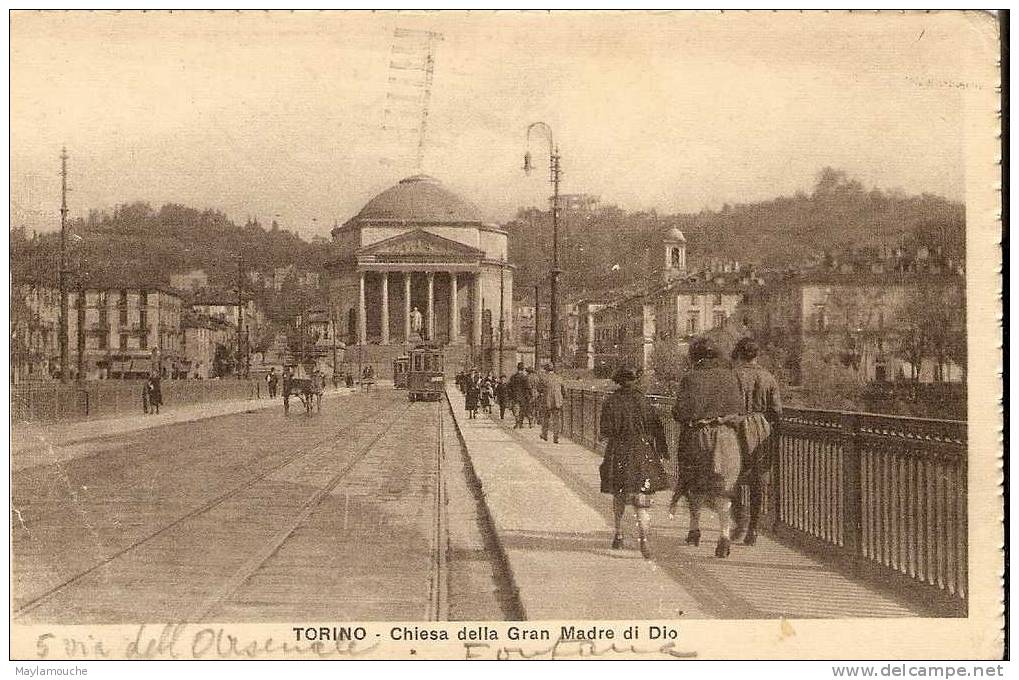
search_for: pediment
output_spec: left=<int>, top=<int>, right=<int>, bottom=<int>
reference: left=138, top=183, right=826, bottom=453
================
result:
left=357, top=229, right=484, bottom=263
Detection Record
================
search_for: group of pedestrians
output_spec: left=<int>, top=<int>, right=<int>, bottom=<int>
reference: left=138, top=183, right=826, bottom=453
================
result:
left=456, top=369, right=509, bottom=419
left=598, top=335, right=782, bottom=560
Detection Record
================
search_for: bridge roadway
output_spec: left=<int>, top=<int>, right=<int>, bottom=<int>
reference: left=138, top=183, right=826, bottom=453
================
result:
left=11, top=385, right=923, bottom=625
left=12, top=387, right=506, bottom=624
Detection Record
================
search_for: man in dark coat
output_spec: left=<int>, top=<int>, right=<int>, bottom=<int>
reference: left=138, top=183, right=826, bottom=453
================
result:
left=144, top=375, right=163, bottom=415
left=670, top=336, right=746, bottom=558
left=508, top=362, right=531, bottom=429
left=495, top=375, right=509, bottom=420
left=598, top=367, right=668, bottom=559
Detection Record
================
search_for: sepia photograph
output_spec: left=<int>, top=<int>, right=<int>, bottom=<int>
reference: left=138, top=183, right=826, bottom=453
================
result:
left=7, top=9, right=1004, bottom=663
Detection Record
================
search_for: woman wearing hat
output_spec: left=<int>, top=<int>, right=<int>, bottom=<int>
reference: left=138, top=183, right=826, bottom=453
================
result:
left=669, top=335, right=746, bottom=558
left=598, top=367, right=669, bottom=559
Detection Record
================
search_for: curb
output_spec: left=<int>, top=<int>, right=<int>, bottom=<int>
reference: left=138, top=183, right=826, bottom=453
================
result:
left=442, top=388, right=527, bottom=621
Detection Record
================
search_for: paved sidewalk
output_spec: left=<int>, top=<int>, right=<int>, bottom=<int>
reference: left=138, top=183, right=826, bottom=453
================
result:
left=10, top=387, right=362, bottom=471
left=447, top=390, right=922, bottom=620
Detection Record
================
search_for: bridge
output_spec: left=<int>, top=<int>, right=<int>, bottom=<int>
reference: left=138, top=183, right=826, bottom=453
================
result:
left=10, top=382, right=965, bottom=648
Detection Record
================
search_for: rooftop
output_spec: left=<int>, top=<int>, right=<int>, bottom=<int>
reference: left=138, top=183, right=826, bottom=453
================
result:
left=338, top=175, right=485, bottom=230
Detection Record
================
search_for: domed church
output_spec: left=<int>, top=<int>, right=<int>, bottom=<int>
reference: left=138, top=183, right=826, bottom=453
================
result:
left=327, top=175, right=514, bottom=374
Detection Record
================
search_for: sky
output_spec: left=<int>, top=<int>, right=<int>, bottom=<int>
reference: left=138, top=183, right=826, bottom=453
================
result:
left=10, top=10, right=995, bottom=238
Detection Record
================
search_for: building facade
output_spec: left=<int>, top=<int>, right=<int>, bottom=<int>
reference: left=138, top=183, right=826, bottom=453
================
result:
left=182, top=314, right=235, bottom=379
left=742, top=273, right=965, bottom=384
left=327, top=175, right=515, bottom=375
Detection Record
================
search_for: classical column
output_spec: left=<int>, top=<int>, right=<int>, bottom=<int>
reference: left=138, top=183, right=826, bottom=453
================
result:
left=357, top=271, right=366, bottom=345
left=426, top=272, right=435, bottom=341
left=404, top=272, right=412, bottom=342
left=449, top=272, right=460, bottom=343
left=472, top=272, right=482, bottom=347
left=380, top=272, right=390, bottom=345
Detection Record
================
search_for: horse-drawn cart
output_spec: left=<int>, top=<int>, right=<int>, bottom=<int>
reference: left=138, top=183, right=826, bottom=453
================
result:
left=284, top=369, right=324, bottom=415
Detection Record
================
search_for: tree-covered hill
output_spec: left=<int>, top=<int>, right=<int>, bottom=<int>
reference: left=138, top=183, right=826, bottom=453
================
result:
left=506, top=168, right=965, bottom=298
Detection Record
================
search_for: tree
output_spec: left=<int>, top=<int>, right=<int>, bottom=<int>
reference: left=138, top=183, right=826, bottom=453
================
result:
left=898, top=278, right=966, bottom=382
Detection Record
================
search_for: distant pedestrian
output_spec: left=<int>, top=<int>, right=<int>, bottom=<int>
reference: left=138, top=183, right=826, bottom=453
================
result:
left=730, top=337, right=783, bottom=546
left=525, top=366, right=542, bottom=428
left=143, top=375, right=163, bottom=415
left=267, top=368, right=279, bottom=399
left=495, top=375, right=509, bottom=420
left=539, top=363, right=566, bottom=444
left=599, top=367, right=669, bottom=559
left=670, top=336, right=745, bottom=559
left=465, top=372, right=480, bottom=418
left=509, top=363, right=530, bottom=429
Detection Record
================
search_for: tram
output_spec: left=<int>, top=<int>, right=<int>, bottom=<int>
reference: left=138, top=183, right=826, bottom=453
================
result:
left=393, top=355, right=410, bottom=389
left=407, top=345, right=445, bottom=402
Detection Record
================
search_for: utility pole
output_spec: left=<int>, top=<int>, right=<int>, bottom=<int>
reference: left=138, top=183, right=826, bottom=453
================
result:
left=533, top=284, right=540, bottom=368
left=498, top=258, right=505, bottom=376
left=549, top=148, right=561, bottom=367
left=59, top=147, right=69, bottom=384
left=76, top=264, right=85, bottom=384
left=523, top=123, right=562, bottom=366
left=236, top=254, right=244, bottom=378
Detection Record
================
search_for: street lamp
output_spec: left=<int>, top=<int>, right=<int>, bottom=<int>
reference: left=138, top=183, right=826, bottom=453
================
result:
left=523, top=122, right=562, bottom=366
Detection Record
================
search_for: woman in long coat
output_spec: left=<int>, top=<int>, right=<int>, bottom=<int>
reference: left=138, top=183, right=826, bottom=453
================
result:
left=464, top=373, right=480, bottom=418
left=670, top=336, right=745, bottom=558
left=599, top=368, right=669, bottom=559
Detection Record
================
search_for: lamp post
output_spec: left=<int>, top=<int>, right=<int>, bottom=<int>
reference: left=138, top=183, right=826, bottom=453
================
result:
left=523, top=122, right=562, bottom=366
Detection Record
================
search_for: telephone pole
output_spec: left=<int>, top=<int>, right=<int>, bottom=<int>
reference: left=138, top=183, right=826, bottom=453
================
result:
left=236, top=254, right=245, bottom=378
left=533, top=284, right=540, bottom=368
left=59, top=147, right=69, bottom=384
left=523, top=122, right=562, bottom=366
left=498, top=258, right=505, bottom=376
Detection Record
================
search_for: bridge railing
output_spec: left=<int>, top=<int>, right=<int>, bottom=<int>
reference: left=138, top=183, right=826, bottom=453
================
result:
left=10, top=379, right=262, bottom=423
left=562, top=387, right=968, bottom=615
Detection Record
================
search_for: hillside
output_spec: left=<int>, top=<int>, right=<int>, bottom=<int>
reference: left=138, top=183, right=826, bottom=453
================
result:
left=506, top=168, right=965, bottom=297
left=10, top=202, right=331, bottom=322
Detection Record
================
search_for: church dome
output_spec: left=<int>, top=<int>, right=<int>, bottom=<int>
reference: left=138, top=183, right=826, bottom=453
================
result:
left=347, top=175, right=484, bottom=226
left=664, top=227, right=686, bottom=242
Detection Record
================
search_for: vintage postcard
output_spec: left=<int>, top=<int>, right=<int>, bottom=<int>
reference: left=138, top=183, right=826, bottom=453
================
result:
left=8, top=9, right=1003, bottom=662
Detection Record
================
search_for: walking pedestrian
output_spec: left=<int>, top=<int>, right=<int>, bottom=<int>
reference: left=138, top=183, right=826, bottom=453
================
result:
left=730, top=337, right=783, bottom=546
left=479, top=377, right=493, bottom=414
left=539, top=363, right=566, bottom=443
left=267, top=368, right=279, bottom=399
left=465, top=372, right=480, bottom=418
left=495, top=375, right=509, bottom=420
left=526, top=366, right=542, bottom=428
left=509, top=363, right=530, bottom=428
left=144, top=374, right=163, bottom=415
left=599, top=367, right=669, bottom=559
left=669, top=336, right=746, bottom=558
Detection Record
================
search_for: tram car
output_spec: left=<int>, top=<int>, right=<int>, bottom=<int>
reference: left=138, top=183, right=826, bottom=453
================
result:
left=393, top=355, right=410, bottom=389
left=407, top=346, right=445, bottom=402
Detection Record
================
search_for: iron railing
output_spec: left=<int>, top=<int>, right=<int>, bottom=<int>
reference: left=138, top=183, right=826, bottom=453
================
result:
left=10, top=379, right=262, bottom=423
left=562, top=387, right=968, bottom=614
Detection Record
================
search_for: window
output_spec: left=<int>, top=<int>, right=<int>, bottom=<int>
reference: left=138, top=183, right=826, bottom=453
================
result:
left=714, top=292, right=723, bottom=306
left=119, top=334, right=128, bottom=350
left=689, top=295, right=699, bottom=307
left=712, top=310, right=726, bottom=328
left=687, top=313, right=699, bottom=336
left=140, top=290, right=149, bottom=307
left=140, top=333, right=148, bottom=350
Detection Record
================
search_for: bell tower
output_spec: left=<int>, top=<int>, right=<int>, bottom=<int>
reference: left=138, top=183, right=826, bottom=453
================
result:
left=662, top=227, right=687, bottom=281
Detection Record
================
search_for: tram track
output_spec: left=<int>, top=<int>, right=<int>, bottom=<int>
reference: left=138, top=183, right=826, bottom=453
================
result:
left=12, top=401, right=397, bottom=621
left=190, top=402, right=415, bottom=623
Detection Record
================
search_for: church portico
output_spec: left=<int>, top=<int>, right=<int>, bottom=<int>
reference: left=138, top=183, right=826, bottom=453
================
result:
left=327, top=176, right=515, bottom=375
